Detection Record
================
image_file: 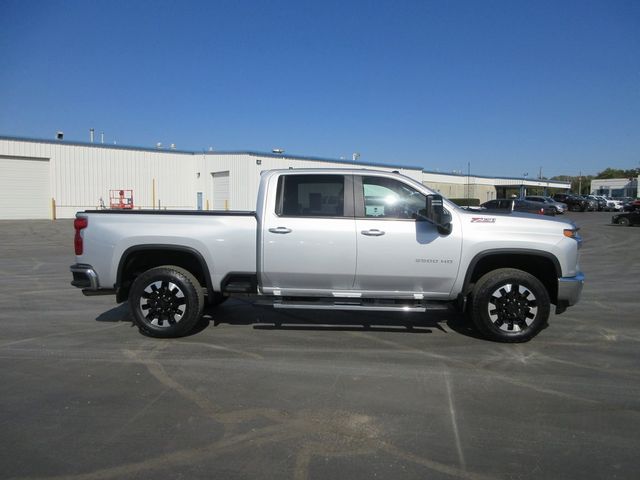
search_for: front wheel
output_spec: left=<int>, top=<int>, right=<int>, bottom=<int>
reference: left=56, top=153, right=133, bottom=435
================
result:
left=129, top=265, right=204, bottom=338
left=470, top=268, right=550, bottom=343
left=618, top=217, right=631, bottom=227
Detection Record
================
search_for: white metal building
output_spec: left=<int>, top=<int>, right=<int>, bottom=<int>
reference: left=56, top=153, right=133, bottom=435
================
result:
left=420, top=171, right=570, bottom=202
left=0, top=135, right=571, bottom=219
left=590, top=177, right=638, bottom=198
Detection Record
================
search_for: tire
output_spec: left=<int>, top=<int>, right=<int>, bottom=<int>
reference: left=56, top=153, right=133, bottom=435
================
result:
left=618, top=217, right=631, bottom=227
left=470, top=268, right=550, bottom=343
left=129, top=265, right=204, bottom=338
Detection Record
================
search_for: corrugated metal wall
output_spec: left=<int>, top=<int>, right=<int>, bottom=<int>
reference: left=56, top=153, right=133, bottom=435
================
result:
left=0, top=139, right=198, bottom=218
left=0, top=139, right=426, bottom=219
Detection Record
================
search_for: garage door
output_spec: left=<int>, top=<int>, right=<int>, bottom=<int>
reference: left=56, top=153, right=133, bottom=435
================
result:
left=212, top=171, right=230, bottom=210
left=0, top=156, right=51, bottom=219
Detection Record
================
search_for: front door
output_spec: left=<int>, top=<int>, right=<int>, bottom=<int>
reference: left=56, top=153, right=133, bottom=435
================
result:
left=261, top=174, right=357, bottom=294
left=354, top=175, right=462, bottom=296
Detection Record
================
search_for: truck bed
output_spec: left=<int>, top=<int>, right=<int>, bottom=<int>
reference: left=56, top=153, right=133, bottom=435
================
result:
left=83, top=209, right=256, bottom=216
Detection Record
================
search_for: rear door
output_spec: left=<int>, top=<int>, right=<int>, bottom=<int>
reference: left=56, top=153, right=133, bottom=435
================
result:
left=261, top=173, right=357, bottom=294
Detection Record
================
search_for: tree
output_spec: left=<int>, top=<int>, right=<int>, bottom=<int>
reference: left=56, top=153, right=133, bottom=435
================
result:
left=595, top=168, right=638, bottom=179
left=549, top=174, right=593, bottom=194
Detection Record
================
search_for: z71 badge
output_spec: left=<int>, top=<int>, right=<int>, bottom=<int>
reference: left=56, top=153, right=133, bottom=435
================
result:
left=471, top=217, right=496, bottom=223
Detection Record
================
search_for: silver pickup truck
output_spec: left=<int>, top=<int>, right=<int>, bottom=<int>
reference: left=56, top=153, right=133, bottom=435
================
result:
left=70, top=169, right=584, bottom=342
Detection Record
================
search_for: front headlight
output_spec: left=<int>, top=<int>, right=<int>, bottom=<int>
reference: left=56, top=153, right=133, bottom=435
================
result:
left=563, top=228, right=582, bottom=248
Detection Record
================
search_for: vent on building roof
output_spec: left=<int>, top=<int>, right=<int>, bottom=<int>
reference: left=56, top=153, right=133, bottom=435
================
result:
left=56, top=131, right=64, bottom=140
left=272, top=148, right=284, bottom=154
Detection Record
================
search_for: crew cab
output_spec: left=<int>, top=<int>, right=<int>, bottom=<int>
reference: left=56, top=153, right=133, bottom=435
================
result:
left=70, top=169, right=584, bottom=343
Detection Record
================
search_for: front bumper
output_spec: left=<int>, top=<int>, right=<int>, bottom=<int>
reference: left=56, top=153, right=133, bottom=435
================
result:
left=70, top=263, right=99, bottom=290
left=556, top=271, right=585, bottom=313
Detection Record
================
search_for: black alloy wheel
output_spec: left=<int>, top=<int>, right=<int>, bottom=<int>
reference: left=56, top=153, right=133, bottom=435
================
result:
left=129, top=265, right=204, bottom=338
left=470, top=268, right=550, bottom=343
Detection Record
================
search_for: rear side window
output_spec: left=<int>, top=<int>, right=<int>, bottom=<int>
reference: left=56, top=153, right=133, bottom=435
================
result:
left=276, top=175, right=345, bottom=217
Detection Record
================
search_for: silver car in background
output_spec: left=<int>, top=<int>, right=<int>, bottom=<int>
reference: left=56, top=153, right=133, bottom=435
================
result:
left=525, top=196, right=567, bottom=214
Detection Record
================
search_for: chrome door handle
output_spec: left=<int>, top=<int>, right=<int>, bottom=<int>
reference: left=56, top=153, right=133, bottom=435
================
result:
left=361, top=229, right=385, bottom=236
left=268, top=227, right=292, bottom=234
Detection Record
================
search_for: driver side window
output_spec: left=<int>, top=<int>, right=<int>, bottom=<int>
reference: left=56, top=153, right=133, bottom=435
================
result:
left=362, top=176, right=426, bottom=219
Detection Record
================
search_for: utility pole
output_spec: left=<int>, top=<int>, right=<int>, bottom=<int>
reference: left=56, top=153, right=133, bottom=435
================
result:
left=578, top=171, right=582, bottom=194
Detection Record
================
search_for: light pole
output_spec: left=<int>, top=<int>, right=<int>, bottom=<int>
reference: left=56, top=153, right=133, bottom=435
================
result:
left=521, top=173, right=528, bottom=198
left=578, top=171, right=582, bottom=195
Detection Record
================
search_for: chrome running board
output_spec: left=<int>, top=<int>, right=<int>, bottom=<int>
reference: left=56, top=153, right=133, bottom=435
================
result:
left=270, top=298, right=450, bottom=312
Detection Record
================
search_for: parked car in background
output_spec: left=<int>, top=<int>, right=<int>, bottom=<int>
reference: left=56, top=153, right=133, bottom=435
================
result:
left=623, top=200, right=640, bottom=212
left=579, top=196, right=597, bottom=211
left=480, top=198, right=554, bottom=216
left=607, top=198, right=624, bottom=212
left=594, top=195, right=615, bottom=211
left=553, top=193, right=589, bottom=212
left=525, top=196, right=567, bottom=214
left=587, top=195, right=607, bottom=211
left=603, top=197, right=624, bottom=211
left=612, top=210, right=640, bottom=226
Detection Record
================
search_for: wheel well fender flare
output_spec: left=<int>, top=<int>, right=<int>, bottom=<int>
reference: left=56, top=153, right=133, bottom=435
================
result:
left=116, top=244, right=214, bottom=298
left=462, top=249, right=561, bottom=300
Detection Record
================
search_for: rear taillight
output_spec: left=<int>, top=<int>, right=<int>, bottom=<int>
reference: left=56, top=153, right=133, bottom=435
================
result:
left=74, top=217, right=88, bottom=255
left=538, top=208, right=544, bottom=215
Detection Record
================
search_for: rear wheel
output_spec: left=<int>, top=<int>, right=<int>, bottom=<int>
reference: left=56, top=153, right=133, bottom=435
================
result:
left=618, top=217, right=631, bottom=227
left=129, top=265, right=204, bottom=338
left=470, top=268, right=550, bottom=343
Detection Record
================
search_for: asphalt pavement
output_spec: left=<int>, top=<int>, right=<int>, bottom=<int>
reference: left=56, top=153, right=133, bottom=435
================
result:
left=0, top=212, right=638, bottom=480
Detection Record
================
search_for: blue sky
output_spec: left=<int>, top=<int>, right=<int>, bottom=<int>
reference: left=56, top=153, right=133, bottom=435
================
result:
left=1, top=0, right=638, bottom=177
